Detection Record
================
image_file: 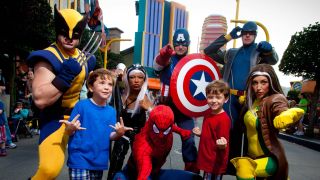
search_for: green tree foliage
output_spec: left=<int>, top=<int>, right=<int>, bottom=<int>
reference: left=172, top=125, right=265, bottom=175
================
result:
left=287, top=90, right=300, bottom=102
left=279, top=22, right=320, bottom=79
left=279, top=22, right=320, bottom=136
left=0, top=0, right=55, bottom=54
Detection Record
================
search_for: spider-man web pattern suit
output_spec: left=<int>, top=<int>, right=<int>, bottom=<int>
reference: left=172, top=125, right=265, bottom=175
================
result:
left=130, top=105, right=191, bottom=180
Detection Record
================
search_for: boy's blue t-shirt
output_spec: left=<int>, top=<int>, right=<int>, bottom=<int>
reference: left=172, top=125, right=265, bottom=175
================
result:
left=0, top=101, right=5, bottom=125
left=67, top=99, right=116, bottom=170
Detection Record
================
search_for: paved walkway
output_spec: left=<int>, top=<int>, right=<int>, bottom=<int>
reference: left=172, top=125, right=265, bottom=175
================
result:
left=278, top=132, right=320, bottom=152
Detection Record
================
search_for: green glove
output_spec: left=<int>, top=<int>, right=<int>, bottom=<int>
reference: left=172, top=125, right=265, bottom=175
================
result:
left=273, top=108, right=304, bottom=129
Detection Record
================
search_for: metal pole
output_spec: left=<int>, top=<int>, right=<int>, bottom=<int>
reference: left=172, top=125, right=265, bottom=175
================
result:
left=102, top=38, right=131, bottom=69
left=230, top=20, right=270, bottom=42
left=233, top=0, right=240, bottom=48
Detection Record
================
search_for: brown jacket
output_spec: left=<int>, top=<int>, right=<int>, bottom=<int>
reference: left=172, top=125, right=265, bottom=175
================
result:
left=256, top=94, right=289, bottom=180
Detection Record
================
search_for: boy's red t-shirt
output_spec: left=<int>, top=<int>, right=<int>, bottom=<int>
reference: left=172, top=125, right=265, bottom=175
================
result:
left=197, top=111, right=231, bottom=174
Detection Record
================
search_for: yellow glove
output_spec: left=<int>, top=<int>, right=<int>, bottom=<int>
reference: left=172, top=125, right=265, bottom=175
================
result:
left=238, top=95, right=246, bottom=105
left=273, top=108, right=304, bottom=129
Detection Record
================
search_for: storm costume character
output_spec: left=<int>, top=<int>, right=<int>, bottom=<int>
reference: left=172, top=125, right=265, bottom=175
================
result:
left=153, top=29, right=199, bottom=173
left=230, top=64, right=304, bottom=180
left=27, top=7, right=96, bottom=180
left=203, top=21, right=278, bottom=174
left=108, top=64, right=150, bottom=179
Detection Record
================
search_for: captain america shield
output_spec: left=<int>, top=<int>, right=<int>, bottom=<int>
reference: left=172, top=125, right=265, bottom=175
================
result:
left=170, top=53, right=221, bottom=117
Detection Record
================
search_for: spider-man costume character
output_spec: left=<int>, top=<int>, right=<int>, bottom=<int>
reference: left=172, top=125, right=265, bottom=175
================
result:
left=114, top=105, right=201, bottom=180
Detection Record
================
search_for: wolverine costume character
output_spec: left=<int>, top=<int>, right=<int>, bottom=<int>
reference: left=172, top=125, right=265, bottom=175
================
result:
left=27, top=6, right=96, bottom=180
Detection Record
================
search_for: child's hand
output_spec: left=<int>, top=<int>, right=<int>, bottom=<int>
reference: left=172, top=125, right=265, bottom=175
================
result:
left=109, top=117, right=133, bottom=137
left=59, top=114, right=86, bottom=135
left=192, top=127, right=201, bottom=137
left=216, top=137, right=227, bottom=149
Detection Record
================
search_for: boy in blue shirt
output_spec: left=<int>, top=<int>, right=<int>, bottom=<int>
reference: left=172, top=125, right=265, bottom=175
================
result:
left=60, top=68, right=133, bottom=179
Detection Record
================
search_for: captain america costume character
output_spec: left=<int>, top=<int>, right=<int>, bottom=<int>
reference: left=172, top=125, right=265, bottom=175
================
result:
left=153, top=28, right=198, bottom=173
left=27, top=6, right=96, bottom=180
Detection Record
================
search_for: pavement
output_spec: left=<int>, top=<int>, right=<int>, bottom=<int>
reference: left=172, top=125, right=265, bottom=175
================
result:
left=278, top=132, right=320, bottom=152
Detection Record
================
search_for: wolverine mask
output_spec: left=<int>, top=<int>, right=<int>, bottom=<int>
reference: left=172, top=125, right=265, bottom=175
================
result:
left=54, top=5, right=88, bottom=40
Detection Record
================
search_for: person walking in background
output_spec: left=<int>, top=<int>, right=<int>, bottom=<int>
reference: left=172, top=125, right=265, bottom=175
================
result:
left=25, top=69, right=34, bottom=105
left=0, top=100, right=7, bottom=156
left=26, top=6, right=96, bottom=180
left=230, top=64, right=303, bottom=179
left=203, top=21, right=278, bottom=175
left=0, top=69, right=6, bottom=95
left=153, top=28, right=199, bottom=173
left=59, top=68, right=133, bottom=180
left=193, top=80, right=231, bottom=180
left=294, top=93, right=309, bottom=136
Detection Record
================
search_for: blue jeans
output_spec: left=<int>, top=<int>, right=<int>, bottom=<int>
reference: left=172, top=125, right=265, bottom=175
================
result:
left=3, top=112, right=12, bottom=144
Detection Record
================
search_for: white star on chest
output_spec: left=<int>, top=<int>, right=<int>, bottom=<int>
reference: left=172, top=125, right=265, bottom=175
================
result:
left=191, top=71, right=210, bottom=97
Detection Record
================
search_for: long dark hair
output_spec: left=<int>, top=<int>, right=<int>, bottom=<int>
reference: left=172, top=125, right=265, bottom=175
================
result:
left=245, top=64, right=283, bottom=110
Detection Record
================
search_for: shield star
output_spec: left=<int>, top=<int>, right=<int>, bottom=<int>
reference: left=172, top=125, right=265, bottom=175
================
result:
left=191, top=71, right=210, bottom=97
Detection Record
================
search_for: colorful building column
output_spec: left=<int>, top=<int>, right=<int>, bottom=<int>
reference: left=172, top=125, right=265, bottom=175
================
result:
left=134, top=0, right=188, bottom=67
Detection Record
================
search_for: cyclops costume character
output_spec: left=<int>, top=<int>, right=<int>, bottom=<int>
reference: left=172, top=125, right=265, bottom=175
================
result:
left=204, top=21, right=278, bottom=175
left=27, top=6, right=96, bottom=180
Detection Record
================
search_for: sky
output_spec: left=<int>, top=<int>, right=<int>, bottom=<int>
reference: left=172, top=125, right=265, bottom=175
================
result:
left=100, top=0, right=320, bottom=88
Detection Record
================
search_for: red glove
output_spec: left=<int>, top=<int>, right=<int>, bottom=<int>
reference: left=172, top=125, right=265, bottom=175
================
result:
left=155, top=44, right=175, bottom=66
left=172, top=125, right=191, bottom=140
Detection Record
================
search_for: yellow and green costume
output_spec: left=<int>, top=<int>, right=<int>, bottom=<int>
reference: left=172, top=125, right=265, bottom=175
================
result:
left=231, top=95, right=304, bottom=180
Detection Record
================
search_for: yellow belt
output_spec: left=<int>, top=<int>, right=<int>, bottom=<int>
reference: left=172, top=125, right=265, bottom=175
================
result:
left=230, top=89, right=246, bottom=96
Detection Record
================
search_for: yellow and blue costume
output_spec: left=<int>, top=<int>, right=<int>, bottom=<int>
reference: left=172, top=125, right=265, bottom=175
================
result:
left=27, top=7, right=96, bottom=180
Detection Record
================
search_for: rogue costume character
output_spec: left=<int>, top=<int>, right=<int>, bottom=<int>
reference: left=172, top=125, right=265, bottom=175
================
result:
left=230, top=64, right=304, bottom=180
left=27, top=6, right=96, bottom=180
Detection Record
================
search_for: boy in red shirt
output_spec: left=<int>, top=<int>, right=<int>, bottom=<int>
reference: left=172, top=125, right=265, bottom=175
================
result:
left=193, top=80, right=231, bottom=180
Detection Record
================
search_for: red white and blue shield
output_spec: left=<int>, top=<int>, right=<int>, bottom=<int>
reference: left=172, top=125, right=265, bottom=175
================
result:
left=170, top=53, right=221, bottom=117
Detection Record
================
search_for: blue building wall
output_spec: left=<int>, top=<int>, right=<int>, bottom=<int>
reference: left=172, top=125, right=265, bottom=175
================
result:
left=133, top=0, right=188, bottom=67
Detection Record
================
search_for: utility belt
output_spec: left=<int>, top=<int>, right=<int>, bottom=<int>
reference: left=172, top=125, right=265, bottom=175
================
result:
left=230, top=89, right=246, bottom=97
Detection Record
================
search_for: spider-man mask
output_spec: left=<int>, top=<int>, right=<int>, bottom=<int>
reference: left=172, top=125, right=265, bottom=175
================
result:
left=148, top=105, right=174, bottom=144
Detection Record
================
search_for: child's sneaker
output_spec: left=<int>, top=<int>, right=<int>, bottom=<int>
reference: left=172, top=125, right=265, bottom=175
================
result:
left=6, top=143, right=17, bottom=149
left=0, top=149, right=7, bottom=156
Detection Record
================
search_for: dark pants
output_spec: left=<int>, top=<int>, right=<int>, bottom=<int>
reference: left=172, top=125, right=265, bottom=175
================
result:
left=108, top=137, right=131, bottom=180
left=176, top=117, right=197, bottom=162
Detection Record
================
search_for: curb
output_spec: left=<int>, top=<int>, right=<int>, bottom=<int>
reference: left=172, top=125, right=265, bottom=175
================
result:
left=278, top=133, right=320, bottom=152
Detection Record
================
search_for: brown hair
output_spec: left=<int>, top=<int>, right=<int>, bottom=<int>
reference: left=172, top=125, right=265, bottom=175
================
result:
left=245, top=64, right=283, bottom=109
left=206, top=80, right=230, bottom=98
left=86, top=68, right=115, bottom=88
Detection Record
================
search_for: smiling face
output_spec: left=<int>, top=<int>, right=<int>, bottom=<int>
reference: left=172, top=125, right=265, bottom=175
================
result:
left=251, top=75, right=270, bottom=100
left=206, top=92, right=227, bottom=114
left=89, top=75, right=113, bottom=105
left=174, top=45, right=188, bottom=56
